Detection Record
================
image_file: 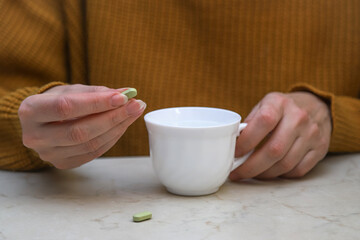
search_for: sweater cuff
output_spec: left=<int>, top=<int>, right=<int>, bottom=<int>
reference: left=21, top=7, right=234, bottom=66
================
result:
left=288, top=83, right=360, bottom=152
left=288, top=82, right=334, bottom=121
left=38, top=81, right=67, bottom=94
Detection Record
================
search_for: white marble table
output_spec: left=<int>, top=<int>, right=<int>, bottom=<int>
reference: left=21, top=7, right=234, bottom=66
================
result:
left=0, top=153, right=359, bottom=240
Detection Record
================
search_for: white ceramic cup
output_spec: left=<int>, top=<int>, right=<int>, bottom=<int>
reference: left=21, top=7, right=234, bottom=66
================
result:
left=144, top=107, right=248, bottom=196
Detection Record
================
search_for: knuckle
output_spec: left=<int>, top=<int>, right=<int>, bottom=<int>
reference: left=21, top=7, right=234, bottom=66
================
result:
left=309, top=124, right=321, bottom=138
left=22, top=133, right=43, bottom=150
left=258, top=107, right=277, bottom=127
left=265, top=92, right=287, bottom=105
left=68, top=125, right=88, bottom=144
left=267, top=141, right=285, bottom=159
left=91, top=95, right=103, bottom=112
left=110, top=110, right=121, bottom=125
left=55, top=96, right=72, bottom=120
left=278, top=160, right=294, bottom=172
left=265, top=92, right=282, bottom=100
left=84, top=138, right=101, bottom=154
left=295, top=109, right=309, bottom=126
left=18, top=99, right=33, bottom=119
left=93, top=86, right=109, bottom=92
left=290, top=168, right=308, bottom=178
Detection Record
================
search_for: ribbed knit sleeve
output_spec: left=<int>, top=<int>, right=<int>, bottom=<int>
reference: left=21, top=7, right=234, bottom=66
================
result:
left=0, top=1, right=69, bottom=170
left=290, top=83, right=360, bottom=153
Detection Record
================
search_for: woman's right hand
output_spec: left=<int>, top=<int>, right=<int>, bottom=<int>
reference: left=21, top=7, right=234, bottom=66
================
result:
left=18, top=84, right=146, bottom=169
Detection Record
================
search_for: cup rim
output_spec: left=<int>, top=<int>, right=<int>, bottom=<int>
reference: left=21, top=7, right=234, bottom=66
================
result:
left=144, top=106, right=241, bottom=129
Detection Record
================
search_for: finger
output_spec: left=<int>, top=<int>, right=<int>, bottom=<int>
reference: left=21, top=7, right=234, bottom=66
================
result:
left=49, top=114, right=143, bottom=169
left=50, top=126, right=124, bottom=160
left=230, top=113, right=299, bottom=180
left=45, top=84, right=116, bottom=94
left=50, top=134, right=121, bottom=169
left=48, top=122, right=128, bottom=158
left=59, top=85, right=129, bottom=94
left=40, top=99, right=146, bottom=147
left=281, top=150, right=320, bottom=178
left=255, top=137, right=309, bottom=179
left=26, top=91, right=129, bottom=122
left=243, top=103, right=260, bottom=123
left=255, top=104, right=316, bottom=179
left=235, top=100, right=283, bottom=157
left=234, top=103, right=259, bottom=156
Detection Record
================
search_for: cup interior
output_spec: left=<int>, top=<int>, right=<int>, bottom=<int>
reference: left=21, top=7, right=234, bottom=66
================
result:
left=144, top=107, right=241, bottom=128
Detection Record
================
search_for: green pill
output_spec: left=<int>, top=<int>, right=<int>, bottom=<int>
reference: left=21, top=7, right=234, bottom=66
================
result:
left=133, top=211, right=152, bottom=222
left=122, top=88, right=137, bottom=99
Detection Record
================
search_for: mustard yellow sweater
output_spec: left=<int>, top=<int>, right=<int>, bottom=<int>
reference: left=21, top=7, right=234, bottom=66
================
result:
left=1, top=0, right=359, bottom=171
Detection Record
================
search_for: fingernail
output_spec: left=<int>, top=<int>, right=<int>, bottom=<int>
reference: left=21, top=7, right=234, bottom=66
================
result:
left=111, top=93, right=128, bottom=107
left=126, top=100, right=146, bottom=116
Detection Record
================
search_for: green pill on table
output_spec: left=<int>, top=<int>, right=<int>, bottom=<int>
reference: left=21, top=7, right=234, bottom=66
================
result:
left=122, top=88, right=137, bottom=99
left=133, top=211, right=152, bottom=222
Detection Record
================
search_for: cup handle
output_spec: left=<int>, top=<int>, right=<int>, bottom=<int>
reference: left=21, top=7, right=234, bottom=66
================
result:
left=236, top=123, right=248, bottom=137
left=231, top=123, right=251, bottom=171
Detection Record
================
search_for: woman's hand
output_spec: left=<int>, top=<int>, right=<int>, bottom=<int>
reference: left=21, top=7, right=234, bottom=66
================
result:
left=18, top=84, right=146, bottom=169
left=230, top=91, right=332, bottom=180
